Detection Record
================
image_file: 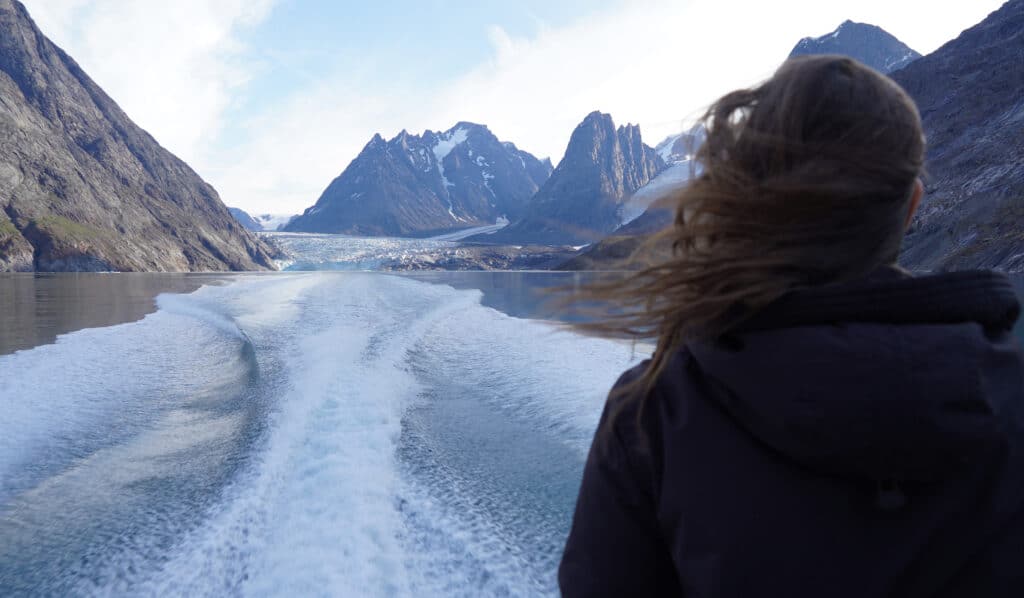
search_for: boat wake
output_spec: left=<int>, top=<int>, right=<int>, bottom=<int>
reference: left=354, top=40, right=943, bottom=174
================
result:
left=0, top=273, right=643, bottom=596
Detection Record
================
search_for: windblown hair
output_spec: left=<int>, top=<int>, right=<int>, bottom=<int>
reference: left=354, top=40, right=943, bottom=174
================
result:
left=574, top=55, right=926, bottom=393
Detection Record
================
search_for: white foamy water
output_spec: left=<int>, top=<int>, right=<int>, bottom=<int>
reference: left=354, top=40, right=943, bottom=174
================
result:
left=0, top=272, right=645, bottom=596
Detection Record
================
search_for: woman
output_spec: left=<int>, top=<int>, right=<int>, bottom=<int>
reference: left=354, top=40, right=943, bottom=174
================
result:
left=559, top=55, right=1024, bottom=597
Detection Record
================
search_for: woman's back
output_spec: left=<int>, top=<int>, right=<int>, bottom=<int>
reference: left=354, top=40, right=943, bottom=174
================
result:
left=561, top=268, right=1024, bottom=595
left=559, top=55, right=1024, bottom=596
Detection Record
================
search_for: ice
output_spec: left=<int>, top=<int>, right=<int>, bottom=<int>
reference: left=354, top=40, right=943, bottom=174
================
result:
left=656, top=133, right=682, bottom=163
left=265, top=231, right=459, bottom=270
left=619, top=160, right=695, bottom=225
left=432, top=126, right=470, bottom=190
left=254, top=213, right=297, bottom=231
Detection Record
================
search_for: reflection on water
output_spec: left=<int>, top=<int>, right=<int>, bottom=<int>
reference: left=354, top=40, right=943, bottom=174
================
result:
left=0, top=273, right=230, bottom=355
left=400, top=271, right=597, bottom=322
left=0, top=272, right=608, bottom=357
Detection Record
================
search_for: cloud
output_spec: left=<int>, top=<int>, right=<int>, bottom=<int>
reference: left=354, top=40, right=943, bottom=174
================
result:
left=21, top=0, right=1008, bottom=215
left=23, top=0, right=276, bottom=168
left=211, top=0, right=1003, bottom=215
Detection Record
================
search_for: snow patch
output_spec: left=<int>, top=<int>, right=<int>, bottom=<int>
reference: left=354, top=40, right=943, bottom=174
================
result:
left=430, top=127, right=470, bottom=220
left=655, top=134, right=682, bottom=164
left=431, top=127, right=470, bottom=189
left=619, top=160, right=696, bottom=225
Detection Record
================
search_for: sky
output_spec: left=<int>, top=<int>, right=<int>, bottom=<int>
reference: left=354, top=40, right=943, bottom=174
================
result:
left=23, top=0, right=1007, bottom=216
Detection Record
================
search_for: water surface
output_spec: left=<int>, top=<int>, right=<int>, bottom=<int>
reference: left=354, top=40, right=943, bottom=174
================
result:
left=0, top=271, right=641, bottom=596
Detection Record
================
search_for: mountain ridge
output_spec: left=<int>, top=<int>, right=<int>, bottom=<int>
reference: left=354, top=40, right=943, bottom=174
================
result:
left=561, top=3, right=1022, bottom=271
left=285, top=122, right=552, bottom=236
left=0, top=0, right=275, bottom=271
left=789, top=20, right=921, bottom=73
left=480, top=111, right=665, bottom=245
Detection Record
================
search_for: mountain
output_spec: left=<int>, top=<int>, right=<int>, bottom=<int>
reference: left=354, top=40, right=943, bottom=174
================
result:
left=285, top=123, right=552, bottom=236
left=563, top=1, right=1024, bottom=272
left=229, top=207, right=262, bottom=231
left=0, top=0, right=274, bottom=272
left=894, top=0, right=1024, bottom=271
left=618, top=125, right=705, bottom=226
left=481, top=111, right=665, bottom=245
left=789, top=20, right=921, bottom=73
left=654, top=126, right=704, bottom=165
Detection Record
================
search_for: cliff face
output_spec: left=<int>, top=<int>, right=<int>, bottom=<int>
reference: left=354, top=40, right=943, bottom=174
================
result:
left=0, top=0, right=275, bottom=271
left=285, top=123, right=551, bottom=236
left=485, top=111, right=665, bottom=245
left=894, top=0, right=1024, bottom=271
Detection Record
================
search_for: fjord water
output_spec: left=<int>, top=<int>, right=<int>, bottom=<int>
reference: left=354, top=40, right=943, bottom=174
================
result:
left=0, top=271, right=642, bottom=596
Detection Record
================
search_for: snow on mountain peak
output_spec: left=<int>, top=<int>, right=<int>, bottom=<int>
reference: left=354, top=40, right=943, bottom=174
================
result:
left=656, top=134, right=682, bottom=164
left=432, top=127, right=470, bottom=191
left=433, top=127, right=470, bottom=162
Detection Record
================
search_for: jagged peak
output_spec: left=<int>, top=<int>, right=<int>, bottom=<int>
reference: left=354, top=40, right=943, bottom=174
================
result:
left=617, top=122, right=641, bottom=135
left=581, top=110, right=614, bottom=125
left=450, top=121, right=488, bottom=132
left=362, top=133, right=386, bottom=151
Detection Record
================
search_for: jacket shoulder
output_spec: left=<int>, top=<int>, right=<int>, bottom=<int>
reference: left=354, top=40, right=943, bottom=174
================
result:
left=602, top=351, right=696, bottom=492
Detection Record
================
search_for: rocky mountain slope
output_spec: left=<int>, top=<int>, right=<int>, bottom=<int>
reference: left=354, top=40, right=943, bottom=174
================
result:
left=0, top=0, right=274, bottom=272
left=789, top=20, right=921, bottom=73
left=229, top=207, right=262, bottom=231
left=617, top=125, right=704, bottom=227
left=285, top=123, right=552, bottom=236
left=894, top=0, right=1024, bottom=271
left=481, top=111, right=665, bottom=245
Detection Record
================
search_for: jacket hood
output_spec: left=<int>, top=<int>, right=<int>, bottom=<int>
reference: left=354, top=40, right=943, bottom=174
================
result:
left=687, top=269, right=1023, bottom=490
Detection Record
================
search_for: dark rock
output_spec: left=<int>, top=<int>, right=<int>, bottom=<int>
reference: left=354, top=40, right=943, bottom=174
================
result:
left=285, top=122, right=551, bottom=236
left=556, top=236, right=646, bottom=271
left=894, top=0, right=1024, bottom=271
left=482, top=111, right=665, bottom=245
left=789, top=20, right=921, bottom=73
left=0, top=0, right=275, bottom=272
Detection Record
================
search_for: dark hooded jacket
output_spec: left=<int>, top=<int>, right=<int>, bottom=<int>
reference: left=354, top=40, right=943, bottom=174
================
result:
left=560, top=269, right=1024, bottom=597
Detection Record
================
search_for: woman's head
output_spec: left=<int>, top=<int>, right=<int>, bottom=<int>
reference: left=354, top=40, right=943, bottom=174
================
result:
left=691, top=54, right=925, bottom=280
left=574, top=55, right=926, bottom=390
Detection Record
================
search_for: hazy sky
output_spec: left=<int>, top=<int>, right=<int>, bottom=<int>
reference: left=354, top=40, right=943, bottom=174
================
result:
left=23, top=0, right=1006, bottom=215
